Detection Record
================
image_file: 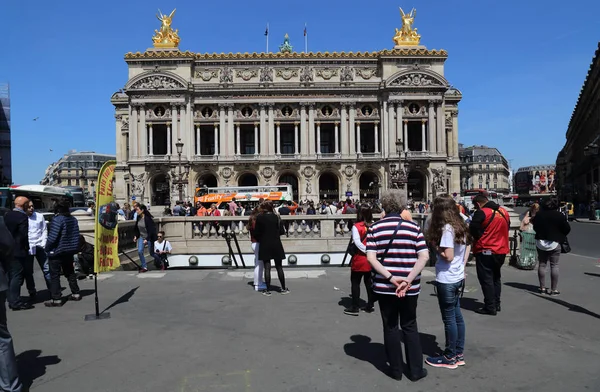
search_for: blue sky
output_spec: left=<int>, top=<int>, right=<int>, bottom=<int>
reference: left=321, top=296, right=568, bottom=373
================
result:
left=2, top=0, right=599, bottom=184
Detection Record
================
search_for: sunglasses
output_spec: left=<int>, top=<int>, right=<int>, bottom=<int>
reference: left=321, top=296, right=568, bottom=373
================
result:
left=157, top=236, right=163, bottom=238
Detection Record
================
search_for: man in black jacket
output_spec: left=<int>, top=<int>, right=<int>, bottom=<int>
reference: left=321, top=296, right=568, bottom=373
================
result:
left=0, top=215, right=23, bottom=391
left=4, top=196, right=33, bottom=311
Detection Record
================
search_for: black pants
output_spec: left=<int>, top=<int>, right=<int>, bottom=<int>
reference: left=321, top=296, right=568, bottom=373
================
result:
left=350, top=271, right=374, bottom=310
left=264, top=259, right=286, bottom=291
left=475, top=253, right=505, bottom=312
left=48, top=254, right=80, bottom=300
left=378, top=294, right=424, bottom=379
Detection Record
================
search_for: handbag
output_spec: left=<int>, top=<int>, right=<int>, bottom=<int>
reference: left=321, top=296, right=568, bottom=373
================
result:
left=347, top=227, right=367, bottom=257
left=560, top=237, right=571, bottom=254
left=277, top=215, right=286, bottom=236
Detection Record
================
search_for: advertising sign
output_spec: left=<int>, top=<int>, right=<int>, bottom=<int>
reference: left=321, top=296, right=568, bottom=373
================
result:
left=515, top=165, right=556, bottom=195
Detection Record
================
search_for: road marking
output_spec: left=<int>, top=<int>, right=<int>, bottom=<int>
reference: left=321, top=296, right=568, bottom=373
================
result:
left=136, top=273, right=166, bottom=279
left=227, top=270, right=326, bottom=279
left=96, top=274, right=114, bottom=281
left=569, top=253, right=598, bottom=260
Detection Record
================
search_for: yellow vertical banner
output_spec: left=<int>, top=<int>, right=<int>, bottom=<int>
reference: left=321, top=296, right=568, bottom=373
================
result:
left=94, top=160, right=121, bottom=273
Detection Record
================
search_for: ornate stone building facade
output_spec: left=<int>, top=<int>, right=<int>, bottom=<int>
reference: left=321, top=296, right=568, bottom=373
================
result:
left=556, top=42, right=600, bottom=203
left=459, top=144, right=511, bottom=194
left=111, top=10, right=462, bottom=206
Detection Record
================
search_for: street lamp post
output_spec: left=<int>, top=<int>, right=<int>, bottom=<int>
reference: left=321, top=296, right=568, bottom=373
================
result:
left=173, top=139, right=190, bottom=203
left=389, top=139, right=409, bottom=201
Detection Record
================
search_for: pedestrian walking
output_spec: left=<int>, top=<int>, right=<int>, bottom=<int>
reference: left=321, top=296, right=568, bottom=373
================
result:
left=4, top=196, right=33, bottom=311
left=253, top=201, right=289, bottom=296
left=44, top=200, right=82, bottom=307
left=425, top=195, right=471, bottom=370
left=0, top=215, right=23, bottom=392
left=469, top=193, right=510, bottom=315
left=344, top=203, right=375, bottom=316
left=532, top=198, right=571, bottom=295
left=133, top=204, right=158, bottom=273
left=366, top=190, right=429, bottom=382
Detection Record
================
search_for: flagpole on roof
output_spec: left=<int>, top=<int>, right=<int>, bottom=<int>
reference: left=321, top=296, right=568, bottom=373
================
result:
left=265, top=23, right=269, bottom=53
left=304, top=23, right=308, bottom=53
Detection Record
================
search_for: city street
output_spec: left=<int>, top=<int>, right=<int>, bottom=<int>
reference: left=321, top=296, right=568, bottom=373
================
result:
left=7, top=251, right=600, bottom=391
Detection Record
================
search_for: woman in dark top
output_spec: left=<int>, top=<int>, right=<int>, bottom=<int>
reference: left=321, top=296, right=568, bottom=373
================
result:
left=133, top=204, right=158, bottom=273
left=253, top=201, right=288, bottom=296
left=532, top=198, right=571, bottom=295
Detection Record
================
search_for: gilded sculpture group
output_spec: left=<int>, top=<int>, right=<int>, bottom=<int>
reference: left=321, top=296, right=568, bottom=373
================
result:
left=151, top=6, right=422, bottom=50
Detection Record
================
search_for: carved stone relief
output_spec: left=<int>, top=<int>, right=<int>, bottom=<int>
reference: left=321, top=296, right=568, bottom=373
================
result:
left=220, top=67, right=233, bottom=83
left=389, top=72, right=444, bottom=87
left=261, top=167, right=274, bottom=179
left=236, top=68, right=258, bottom=81
left=302, top=166, right=315, bottom=178
left=131, top=173, right=147, bottom=198
left=260, top=67, right=273, bottom=82
left=130, top=75, right=185, bottom=90
left=299, top=66, right=314, bottom=82
left=195, top=69, right=219, bottom=81
left=355, top=68, right=377, bottom=80
left=340, top=66, right=354, bottom=82
left=275, top=68, right=299, bottom=80
left=316, top=68, right=338, bottom=80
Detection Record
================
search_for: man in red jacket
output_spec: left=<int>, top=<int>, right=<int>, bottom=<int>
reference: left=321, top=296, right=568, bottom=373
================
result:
left=469, top=193, right=510, bottom=316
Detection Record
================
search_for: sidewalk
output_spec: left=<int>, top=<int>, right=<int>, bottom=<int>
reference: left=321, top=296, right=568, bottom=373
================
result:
left=572, top=218, right=600, bottom=224
left=7, top=257, right=600, bottom=391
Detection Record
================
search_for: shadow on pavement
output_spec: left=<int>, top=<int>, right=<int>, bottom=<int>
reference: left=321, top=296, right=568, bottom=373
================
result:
left=102, top=286, right=140, bottom=314
left=459, top=297, right=484, bottom=313
left=344, top=335, right=388, bottom=376
left=17, top=349, right=61, bottom=391
left=401, top=332, right=443, bottom=358
left=531, top=293, right=600, bottom=320
left=338, top=296, right=367, bottom=309
left=504, top=282, right=540, bottom=294
left=79, top=289, right=96, bottom=298
left=584, top=272, right=600, bottom=278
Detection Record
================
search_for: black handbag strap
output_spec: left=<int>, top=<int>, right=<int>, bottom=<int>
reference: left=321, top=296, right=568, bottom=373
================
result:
left=378, top=220, right=402, bottom=263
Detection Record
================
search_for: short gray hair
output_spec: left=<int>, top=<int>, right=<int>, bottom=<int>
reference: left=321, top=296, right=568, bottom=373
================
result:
left=380, top=190, right=407, bottom=214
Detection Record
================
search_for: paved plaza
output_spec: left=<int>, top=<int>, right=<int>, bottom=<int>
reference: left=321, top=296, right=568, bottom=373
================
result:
left=8, top=251, right=600, bottom=392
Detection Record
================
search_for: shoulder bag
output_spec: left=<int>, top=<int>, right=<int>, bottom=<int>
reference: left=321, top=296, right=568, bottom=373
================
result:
left=560, top=237, right=571, bottom=254
left=347, top=225, right=368, bottom=257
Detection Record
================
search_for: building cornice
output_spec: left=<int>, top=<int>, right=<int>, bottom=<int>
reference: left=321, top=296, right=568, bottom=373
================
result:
left=124, top=48, right=448, bottom=61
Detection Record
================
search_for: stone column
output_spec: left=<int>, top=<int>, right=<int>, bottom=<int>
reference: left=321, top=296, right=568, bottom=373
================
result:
left=403, top=120, right=408, bottom=151
left=276, top=122, right=281, bottom=155
left=334, top=121, right=339, bottom=154
left=395, top=102, right=403, bottom=150
left=213, top=122, right=219, bottom=156
left=437, top=102, right=445, bottom=154
left=236, top=123, right=241, bottom=155
left=387, top=101, right=395, bottom=156
left=148, top=123, right=154, bottom=156
left=349, top=104, right=356, bottom=154
left=308, top=103, right=315, bottom=155
left=341, top=104, right=348, bottom=155
left=316, top=122, right=321, bottom=154
left=254, top=122, right=259, bottom=155
left=452, top=111, right=459, bottom=158
left=130, top=105, right=138, bottom=157
left=382, top=101, right=388, bottom=157
left=187, top=101, right=193, bottom=158
left=170, top=105, right=177, bottom=156
left=196, top=124, right=200, bottom=155
left=300, top=105, right=307, bottom=155
left=139, top=105, right=146, bottom=156
left=227, top=104, right=235, bottom=156
left=166, top=124, right=172, bottom=155
left=218, top=104, right=226, bottom=156
left=428, top=101, right=436, bottom=152
left=356, top=121, right=361, bottom=154
left=374, top=121, right=379, bottom=153
left=268, top=104, right=275, bottom=156
left=421, top=120, right=427, bottom=152
left=179, top=104, right=186, bottom=141
left=260, top=103, right=267, bottom=155
left=294, top=121, right=299, bottom=155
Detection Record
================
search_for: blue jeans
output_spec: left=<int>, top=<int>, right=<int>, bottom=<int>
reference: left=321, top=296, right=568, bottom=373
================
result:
left=137, top=237, right=156, bottom=270
left=436, top=280, right=466, bottom=358
left=0, top=291, right=22, bottom=391
left=24, top=247, right=51, bottom=294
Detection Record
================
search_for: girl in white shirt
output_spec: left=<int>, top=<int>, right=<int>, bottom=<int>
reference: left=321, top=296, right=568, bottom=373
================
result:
left=424, top=194, right=472, bottom=370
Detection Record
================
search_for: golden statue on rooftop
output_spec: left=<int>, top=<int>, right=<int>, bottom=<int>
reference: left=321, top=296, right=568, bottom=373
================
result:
left=152, top=9, right=181, bottom=48
left=393, top=7, right=421, bottom=47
